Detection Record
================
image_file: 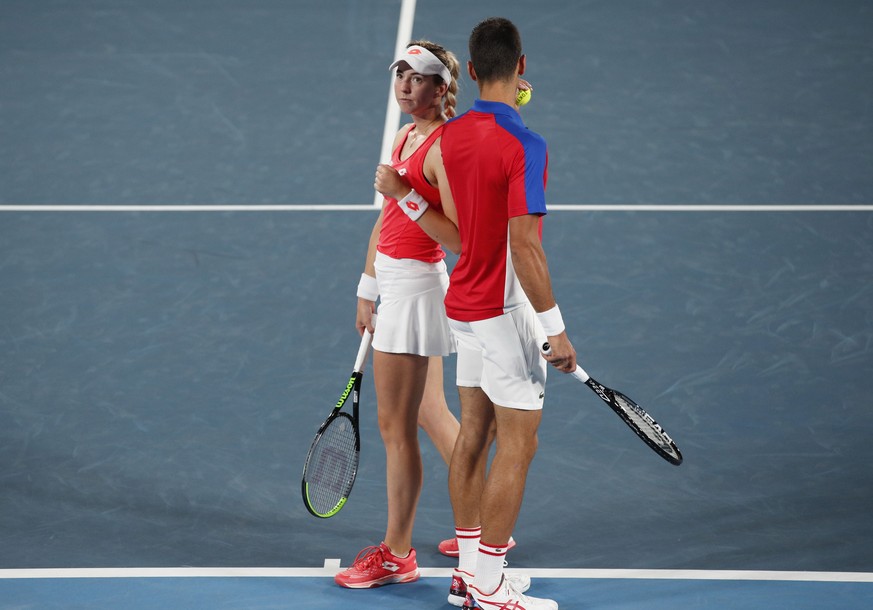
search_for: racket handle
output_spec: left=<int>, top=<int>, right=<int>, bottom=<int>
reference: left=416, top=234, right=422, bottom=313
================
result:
left=354, top=314, right=376, bottom=372
left=541, top=341, right=590, bottom=382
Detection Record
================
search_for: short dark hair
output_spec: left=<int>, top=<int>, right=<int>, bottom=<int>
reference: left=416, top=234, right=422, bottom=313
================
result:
left=468, top=17, right=522, bottom=83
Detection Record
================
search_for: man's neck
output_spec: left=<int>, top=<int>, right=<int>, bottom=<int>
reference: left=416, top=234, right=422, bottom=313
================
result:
left=477, top=79, right=517, bottom=107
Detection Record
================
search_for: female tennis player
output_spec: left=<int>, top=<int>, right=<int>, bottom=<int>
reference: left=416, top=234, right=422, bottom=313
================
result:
left=333, top=40, right=463, bottom=590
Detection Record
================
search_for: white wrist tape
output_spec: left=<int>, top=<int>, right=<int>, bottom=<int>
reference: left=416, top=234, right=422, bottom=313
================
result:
left=396, top=189, right=429, bottom=221
left=537, top=304, right=565, bottom=336
left=356, top=273, right=379, bottom=301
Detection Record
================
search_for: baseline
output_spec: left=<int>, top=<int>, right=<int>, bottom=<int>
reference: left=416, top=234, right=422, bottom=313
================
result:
left=2, top=204, right=872, bottom=212
left=3, top=567, right=872, bottom=583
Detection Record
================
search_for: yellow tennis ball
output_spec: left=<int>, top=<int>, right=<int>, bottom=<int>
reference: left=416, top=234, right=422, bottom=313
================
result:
left=516, top=87, right=532, bottom=107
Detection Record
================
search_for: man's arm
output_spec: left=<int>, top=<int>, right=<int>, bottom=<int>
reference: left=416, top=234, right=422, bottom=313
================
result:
left=509, top=214, right=576, bottom=372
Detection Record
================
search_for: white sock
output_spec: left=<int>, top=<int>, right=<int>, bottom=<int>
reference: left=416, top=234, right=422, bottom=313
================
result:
left=455, top=526, right=481, bottom=575
left=474, top=540, right=508, bottom=595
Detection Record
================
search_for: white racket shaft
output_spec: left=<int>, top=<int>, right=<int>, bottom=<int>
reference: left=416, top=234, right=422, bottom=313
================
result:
left=570, top=366, right=591, bottom=383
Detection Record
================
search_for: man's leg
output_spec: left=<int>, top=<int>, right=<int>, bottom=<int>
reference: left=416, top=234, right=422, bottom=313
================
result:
left=448, top=386, right=494, bottom=531
left=472, top=405, right=541, bottom=594
left=480, top=405, right=541, bottom=545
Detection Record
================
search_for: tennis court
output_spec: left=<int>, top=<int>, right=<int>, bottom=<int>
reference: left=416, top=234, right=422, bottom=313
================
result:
left=2, top=1, right=872, bottom=608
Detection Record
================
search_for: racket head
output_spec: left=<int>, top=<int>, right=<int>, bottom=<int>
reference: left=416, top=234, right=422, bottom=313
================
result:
left=301, top=410, right=361, bottom=518
left=591, top=379, right=683, bottom=465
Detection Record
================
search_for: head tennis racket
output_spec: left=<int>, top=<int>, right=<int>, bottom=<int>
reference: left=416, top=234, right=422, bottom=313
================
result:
left=544, top=344, right=683, bottom=465
left=301, top=329, right=373, bottom=518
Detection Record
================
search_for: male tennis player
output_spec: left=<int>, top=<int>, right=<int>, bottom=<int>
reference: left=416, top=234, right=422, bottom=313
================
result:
left=434, top=16, right=576, bottom=610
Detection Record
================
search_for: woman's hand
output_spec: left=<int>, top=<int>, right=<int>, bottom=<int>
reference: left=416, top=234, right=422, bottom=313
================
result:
left=374, top=164, right=411, bottom=201
left=356, top=297, right=376, bottom=335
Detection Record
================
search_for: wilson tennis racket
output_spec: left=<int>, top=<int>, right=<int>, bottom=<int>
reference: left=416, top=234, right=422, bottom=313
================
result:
left=301, top=328, right=373, bottom=518
left=544, top=344, right=682, bottom=465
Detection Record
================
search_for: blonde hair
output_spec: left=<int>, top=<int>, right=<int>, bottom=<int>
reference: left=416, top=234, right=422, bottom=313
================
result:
left=408, top=39, right=460, bottom=118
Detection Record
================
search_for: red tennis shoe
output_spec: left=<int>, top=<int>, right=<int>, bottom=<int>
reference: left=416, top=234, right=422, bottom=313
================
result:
left=334, top=543, right=419, bottom=589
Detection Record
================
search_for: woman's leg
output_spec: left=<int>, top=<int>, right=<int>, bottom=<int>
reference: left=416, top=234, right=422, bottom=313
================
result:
left=416, top=356, right=460, bottom=466
left=374, top=349, right=429, bottom=556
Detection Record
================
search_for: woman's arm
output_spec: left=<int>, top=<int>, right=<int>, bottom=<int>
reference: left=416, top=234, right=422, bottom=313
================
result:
left=376, top=138, right=461, bottom=254
left=356, top=206, right=384, bottom=335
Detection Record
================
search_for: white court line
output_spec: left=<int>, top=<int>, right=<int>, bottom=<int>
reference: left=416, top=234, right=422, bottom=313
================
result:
left=0, top=204, right=379, bottom=212
left=373, top=0, right=417, bottom=208
left=1, top=566, right=872, bottom=583
left=551, top=204, right=873, bottom=212
left=1, top=204, right=872, bottom=212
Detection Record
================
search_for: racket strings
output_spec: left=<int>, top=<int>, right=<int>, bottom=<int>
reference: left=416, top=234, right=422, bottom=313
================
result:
left=613, top=392, right=680, bottom=457
left=305, top=416, right=358, bottom=514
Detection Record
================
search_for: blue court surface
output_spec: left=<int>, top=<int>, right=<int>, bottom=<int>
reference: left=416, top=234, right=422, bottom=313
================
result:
left=2, top=571, right=873, bottom=610
left=2, top=1, right=872, bottom=609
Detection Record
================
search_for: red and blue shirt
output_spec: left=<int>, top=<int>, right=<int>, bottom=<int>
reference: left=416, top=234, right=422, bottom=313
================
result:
left=441, top=100, right=548, bottom=322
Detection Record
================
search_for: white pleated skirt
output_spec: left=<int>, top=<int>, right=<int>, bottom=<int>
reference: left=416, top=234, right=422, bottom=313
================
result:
left=372, top=251, right=455, bottom=357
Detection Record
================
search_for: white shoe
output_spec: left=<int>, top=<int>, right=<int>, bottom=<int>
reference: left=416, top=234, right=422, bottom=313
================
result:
left=467, top=575, right=557, bottom=610
left=448, top=569, right=531, bottom=607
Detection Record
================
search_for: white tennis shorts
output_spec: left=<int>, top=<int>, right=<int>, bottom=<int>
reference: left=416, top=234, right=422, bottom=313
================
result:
left=449, top=305, right=547, bottom=410
left=372, top=251, right=454, bottom=357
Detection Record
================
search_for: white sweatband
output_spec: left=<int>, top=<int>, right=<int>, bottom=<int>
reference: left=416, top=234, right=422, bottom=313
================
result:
left=356, top=273, right=379, bottom=301
left=537, top=304, right=565, bottom=336
left=396, top=189, right=429, bottom=221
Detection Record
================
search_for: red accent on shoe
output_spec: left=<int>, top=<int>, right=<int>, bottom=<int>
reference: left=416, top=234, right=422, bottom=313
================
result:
left=448, top=569, right=474, bottom=607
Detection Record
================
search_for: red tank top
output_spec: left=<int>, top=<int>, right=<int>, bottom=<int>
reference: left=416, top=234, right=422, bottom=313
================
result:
left=376, top=124, right=446, bottom=264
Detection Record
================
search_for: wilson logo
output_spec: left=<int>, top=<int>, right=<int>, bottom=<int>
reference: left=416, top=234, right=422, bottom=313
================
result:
left=336, top=377, right=355, bottom=407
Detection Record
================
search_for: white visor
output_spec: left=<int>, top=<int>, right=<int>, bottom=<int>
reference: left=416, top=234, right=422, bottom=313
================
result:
left=388, top=45, right=452, bottom=85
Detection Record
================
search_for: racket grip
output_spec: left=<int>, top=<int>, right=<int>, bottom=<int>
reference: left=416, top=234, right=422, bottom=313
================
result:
left=542, top=341, right=591, bottom=382
left=354, top=315, right=376, bottom=372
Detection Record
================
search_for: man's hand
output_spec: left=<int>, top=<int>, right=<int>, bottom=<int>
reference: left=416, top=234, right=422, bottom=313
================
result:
left=542, top=331, right=576, bottom=373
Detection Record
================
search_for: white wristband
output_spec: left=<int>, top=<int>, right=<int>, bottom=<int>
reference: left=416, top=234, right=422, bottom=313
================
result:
left=537, top=304, right=565, bottom=336
left=356, top=273, right=379, bottom=301
left=396, top=188, right=429, bottom=221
